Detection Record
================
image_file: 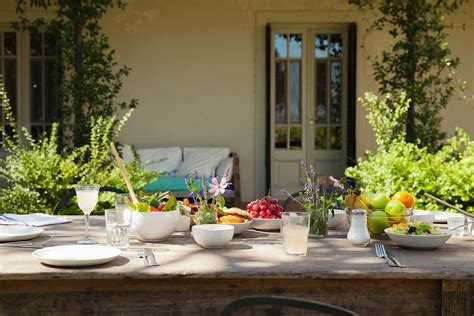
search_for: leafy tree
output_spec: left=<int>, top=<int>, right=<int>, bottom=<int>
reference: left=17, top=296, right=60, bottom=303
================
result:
left=12, top=0, right=138, bottom=147
left=350, top=0, right=467, bottom=149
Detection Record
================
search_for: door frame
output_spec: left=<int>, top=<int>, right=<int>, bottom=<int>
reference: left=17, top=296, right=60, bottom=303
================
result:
left=265, top=22, right=357, bottom=193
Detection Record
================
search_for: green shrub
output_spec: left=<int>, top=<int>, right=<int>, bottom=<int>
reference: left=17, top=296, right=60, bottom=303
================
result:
left=346, top=128, right=474, bottom=212
left=0, top=80, right=157, bottom=214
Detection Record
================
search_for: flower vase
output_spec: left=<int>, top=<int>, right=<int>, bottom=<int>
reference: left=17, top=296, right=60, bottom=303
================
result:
left=309, top=205, right=328, bottom=237
left=196, top=204, right=217, bottom=225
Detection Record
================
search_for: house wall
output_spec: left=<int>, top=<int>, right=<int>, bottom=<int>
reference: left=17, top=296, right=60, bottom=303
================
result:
left=1, top=0, right=473, bottom=202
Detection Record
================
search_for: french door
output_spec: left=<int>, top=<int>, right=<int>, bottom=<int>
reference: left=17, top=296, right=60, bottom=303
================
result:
left=270, top=25, right=349, bottom=197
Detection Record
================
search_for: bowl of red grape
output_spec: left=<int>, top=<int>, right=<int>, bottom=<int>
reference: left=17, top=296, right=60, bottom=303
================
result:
left=247, top=197, right=282, bottom=231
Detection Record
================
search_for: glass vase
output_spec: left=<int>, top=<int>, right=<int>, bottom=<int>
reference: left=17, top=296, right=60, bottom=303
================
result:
left=196, top=204, right=217, bottom=225
left=309, top=205, right=328, bottom=237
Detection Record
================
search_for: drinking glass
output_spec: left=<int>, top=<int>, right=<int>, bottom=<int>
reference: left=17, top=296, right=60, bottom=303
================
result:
left=282, top=212, right=310, bottom=256
left=74, top=184, right=100, bottom=244
left=115, top=193, right=131, bottom=211
left=105, top=208, right=132, bottom=249
left=447, top=215, right=465, bottom=237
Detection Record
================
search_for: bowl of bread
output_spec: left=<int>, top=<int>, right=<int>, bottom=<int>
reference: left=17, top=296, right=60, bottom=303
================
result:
left=217, top=208, right=253, bottom=235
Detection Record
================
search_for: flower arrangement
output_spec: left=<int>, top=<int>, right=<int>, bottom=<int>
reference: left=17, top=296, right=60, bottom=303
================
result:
left=284, top=162, right=350, bottom=237
left=185, top=172, right=232, bottom=224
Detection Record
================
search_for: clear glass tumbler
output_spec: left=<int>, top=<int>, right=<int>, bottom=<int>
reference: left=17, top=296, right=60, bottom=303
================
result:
left=282, top=212, right=310, bottom=256
left=115, top=193, right=131, bottom=211
left=105, top=208, right=132, bottom=249
left=447, top=215, right=465, bottom=237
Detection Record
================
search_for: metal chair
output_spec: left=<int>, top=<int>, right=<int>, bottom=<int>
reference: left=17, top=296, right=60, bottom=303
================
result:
left=53, top=186, right=126, bottom=215
left=221, top=295, right=357, bottom=316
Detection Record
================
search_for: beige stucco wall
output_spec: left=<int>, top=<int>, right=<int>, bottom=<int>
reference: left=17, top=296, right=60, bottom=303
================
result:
left=1, top=0, right=473, bottom=202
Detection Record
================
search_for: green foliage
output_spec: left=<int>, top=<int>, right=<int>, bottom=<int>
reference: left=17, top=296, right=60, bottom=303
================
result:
left=349, top=0, right=467, bottom=149
left=12, top=0, right=138, bottom=147
left=0, top=78, right=156, bottom=214
left=346, top=128, right=474, bottom=212
left=359, top=92, right=410, bottom=150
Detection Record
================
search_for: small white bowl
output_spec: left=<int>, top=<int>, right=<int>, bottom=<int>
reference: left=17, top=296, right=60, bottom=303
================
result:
left=192, top=224, right=234, bottom=248
left=251, top=218, right=281, bottom=231
left=222, top=220, right=252, bottom=235
left=328, top=209, right=346, bottom=229
left=385, top=228, right=452, bottom=250
left=175, top=214, right=191, bottom=232
left=132, top=209, right=179, bottom=242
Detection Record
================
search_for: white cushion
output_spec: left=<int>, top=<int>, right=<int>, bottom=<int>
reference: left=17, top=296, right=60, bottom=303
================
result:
left=137, top=147, right=182, bottom=174
left=216, top=157, right=234, bottom=180
left=122, top=144, right=134, bottom=162
left=178, top=147, right=230, bottom=177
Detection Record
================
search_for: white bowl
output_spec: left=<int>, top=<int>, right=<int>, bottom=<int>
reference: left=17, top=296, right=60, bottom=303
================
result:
left=192, top=224, right=234, bottom=248
left=222, top=220, right=252, bottom=235
left=251, top=218, right=281, bottom=231
left=132, top=209, right=179, bottom=242
left=410, top=210, right=435, bottom=225
left=175, top=214, right=191, bottom=232
left=328, top=209, right=346, bottom=229
left=385, top=228, right=452, bottom=250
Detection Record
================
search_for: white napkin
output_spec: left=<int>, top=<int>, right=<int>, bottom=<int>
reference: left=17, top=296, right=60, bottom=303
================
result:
left=0, top=213, right=70, bottom=227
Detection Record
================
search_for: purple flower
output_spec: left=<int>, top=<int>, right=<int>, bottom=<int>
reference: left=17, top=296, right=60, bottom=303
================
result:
left=330, top=176, right=344, bottom=189
left=208, top=177, right=229, bottom=196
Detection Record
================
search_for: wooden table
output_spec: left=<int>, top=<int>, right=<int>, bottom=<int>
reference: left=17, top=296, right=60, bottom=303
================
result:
left=1, top=216, right=474, bottom=315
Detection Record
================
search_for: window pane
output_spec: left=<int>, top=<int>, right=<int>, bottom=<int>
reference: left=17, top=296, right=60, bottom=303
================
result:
left=289, top=61, right=301, bottom=124
left=315, top=34, right=328, bottom=58
left=316, top=61, right=327, bottom=124
left=275, top=126, right=287, bottom=149
left=315, top=126, right=327, bottom=150
left=4, top=59, right=17, bottom=117
left=330, top=61, right=342, bottom=124
left=289, top=34, right=302, bottom=58
left=30, top=33, right=42, bottom=56
left=45, top=60, right=59, bottom=122
left=330, top=33, right=343, bottom=57
left=44, top=33, right=57, bottom=57
left=31, top=125, right=44, bottom=139
left=4, top=32, right=16, bottom=56
left=274, top=34, right=287, bottom=58
left=31, top=60, right=43, bottom=122
left=275, top=61, right=287, bottom=124
left=289, top=126, right=302, bottom=150
left=329, top=126, right=342, bottom=150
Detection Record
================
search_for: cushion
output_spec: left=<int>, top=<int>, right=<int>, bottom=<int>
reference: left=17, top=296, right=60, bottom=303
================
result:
left=143, top=176, right=209, bottom=192
left=216, top=157, right=234, bottom=180
left=178, top=147, right=230, bottom=177
left=137, top=147, right=182, bottom=174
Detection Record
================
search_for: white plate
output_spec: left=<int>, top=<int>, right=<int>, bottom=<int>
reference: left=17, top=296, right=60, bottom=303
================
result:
left=0, top=226, right=44, bottom=242
left=414, top=210, right=461, bottom=223
left=32, top=245, right=121, bottom=267
left=251, top=218, right=281, bottom=231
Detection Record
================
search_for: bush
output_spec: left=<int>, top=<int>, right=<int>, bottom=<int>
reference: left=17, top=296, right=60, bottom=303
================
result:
left=0, top=81, right=157, bottom=214
left=346, top=128, right=474, bottom=212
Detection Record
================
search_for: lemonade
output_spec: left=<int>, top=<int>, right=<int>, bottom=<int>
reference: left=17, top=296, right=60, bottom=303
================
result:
left=283, top=225, right=309, bottom=256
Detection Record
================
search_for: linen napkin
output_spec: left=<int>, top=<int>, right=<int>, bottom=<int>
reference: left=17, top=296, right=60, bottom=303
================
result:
left=0, top=213, right=70, bottom=227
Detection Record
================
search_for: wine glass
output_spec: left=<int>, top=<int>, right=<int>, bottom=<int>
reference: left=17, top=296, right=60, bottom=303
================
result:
left=74, top=184, right=100, bottom=244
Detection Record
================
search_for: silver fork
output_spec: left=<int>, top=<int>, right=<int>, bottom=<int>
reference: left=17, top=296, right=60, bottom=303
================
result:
left=375, top=243, right=396, bottom=267
left=145, top=248, right=159, bottom=266
left=137, top=248, right=151, bottom=267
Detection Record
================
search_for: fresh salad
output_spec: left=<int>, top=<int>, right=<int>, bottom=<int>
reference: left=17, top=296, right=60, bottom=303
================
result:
left=129, top=192, right=178, bottom=212
left=389, top=221, right=446, bottom=235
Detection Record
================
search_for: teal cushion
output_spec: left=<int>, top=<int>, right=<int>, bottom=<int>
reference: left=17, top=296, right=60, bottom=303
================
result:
left=144, top=176, right=211, bottom=192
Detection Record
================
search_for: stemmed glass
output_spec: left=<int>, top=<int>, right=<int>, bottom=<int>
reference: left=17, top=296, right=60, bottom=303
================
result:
left=74, top=184, right=100, bottom=244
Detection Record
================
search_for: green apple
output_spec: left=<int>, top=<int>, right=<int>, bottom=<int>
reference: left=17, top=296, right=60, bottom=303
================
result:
left=370, top=193, right=390, bottom=210
left=367, top=210, right=391, bottom=234
left=384, top=200, right=407, bottom=222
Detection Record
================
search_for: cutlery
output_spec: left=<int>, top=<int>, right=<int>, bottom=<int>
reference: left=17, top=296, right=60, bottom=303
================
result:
left=386, top=251, right=406, bottom=268
left=137, top=248, right=150, bottom=267
left=375, top=243, right=396, bottom=267
left=145, top=248, right=159, bottom=266
left=0, top=237, right=51, bottom=248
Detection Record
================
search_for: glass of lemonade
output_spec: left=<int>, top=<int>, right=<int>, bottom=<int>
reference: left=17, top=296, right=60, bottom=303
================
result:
left=74, top=184, right=100, bottom=244
left=105, top=208, right=132, bottom=249
left=282, top=212, right=310, bottom=256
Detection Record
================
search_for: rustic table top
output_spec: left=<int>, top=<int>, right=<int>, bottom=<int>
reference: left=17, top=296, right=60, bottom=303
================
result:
left=1, top=216, right=474, bottom=281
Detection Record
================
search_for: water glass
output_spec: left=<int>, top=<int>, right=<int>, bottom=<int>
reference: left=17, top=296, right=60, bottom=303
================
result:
left=447, top=215, right=465, bottom=237
left=282, top=212, right=310, bottom=256
left=115, top=193, right=131, bottom=211
left=105, top=208, right=132, bottom=249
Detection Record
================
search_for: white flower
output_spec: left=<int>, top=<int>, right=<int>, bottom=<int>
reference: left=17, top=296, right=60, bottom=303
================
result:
left=208, top=177, right=228, bottom=196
